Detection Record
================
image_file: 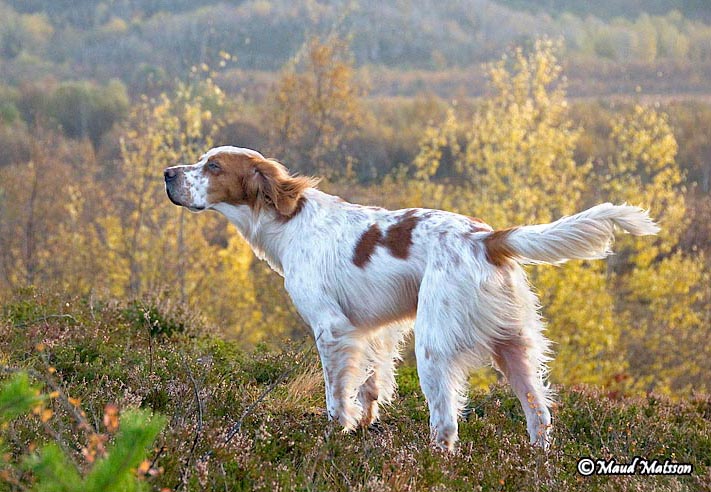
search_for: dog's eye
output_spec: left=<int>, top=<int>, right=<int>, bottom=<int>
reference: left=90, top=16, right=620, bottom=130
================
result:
left=207, top=161, right=221, bottom=172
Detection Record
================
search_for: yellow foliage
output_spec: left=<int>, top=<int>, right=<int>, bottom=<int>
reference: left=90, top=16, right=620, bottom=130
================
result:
left=623, top=252, right=709, bottom=394
left=602, top=104, right=686, bottom=267
left=536, top=262, right=626, bottom=389
left=410, top=39, right=588, bottom=227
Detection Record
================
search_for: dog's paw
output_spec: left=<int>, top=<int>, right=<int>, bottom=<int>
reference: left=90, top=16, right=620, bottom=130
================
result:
left=530, top=424, right=552, bottom=450
left=431, top=425, right=458, bottom=452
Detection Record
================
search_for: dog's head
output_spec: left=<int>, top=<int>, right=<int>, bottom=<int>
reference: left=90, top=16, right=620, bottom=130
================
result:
left=164, top=146, right=317, bottom=218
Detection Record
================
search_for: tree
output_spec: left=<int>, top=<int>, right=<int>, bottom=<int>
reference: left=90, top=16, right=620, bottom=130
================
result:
left=265, top=34, right=366, bottom=178
left=410, top=39, right=588, bottom=226
left=47, top=80, right=129, bottom=148
left=0, top=127, right=85, bottom=291
left=76, top=79, right=227, bottom=300
left=598, top=105, right=709, bottom=394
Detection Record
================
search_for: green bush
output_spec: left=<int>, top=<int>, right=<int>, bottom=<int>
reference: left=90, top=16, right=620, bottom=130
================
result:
left=46, top=79, right=128, bottom=147
left=0, top=373, right=43, bottom=421
left=121, top=299, right=187, bottom=338
left=0, top=372, right=165, bottom=492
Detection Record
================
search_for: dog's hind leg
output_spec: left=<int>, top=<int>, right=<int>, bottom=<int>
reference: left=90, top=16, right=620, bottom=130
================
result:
left=357, top=372, right=379, bottom=428
left=490, top=265, right=553, bottom=448
left=414, top=265, right=472, bottom=451
left=414, top=333, right=467, bottom=451
left=492, top=336, right=552, bottom=448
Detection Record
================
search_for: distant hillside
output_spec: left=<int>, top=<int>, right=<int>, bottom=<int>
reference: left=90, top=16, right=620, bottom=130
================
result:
left=2, top=0, right=711, bottom=96
left=8, top=0, right=710, bottom=28
left=496, top=0, right=711, bottom=21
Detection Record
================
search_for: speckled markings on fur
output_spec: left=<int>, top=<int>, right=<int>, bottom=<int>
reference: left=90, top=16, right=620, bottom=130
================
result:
left=164, top=145, right=659, bottom=451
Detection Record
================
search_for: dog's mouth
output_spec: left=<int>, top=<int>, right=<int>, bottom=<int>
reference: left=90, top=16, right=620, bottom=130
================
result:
left=166, top=187, right=207, bottom=213
left=165, top=186, right=185, bottom=207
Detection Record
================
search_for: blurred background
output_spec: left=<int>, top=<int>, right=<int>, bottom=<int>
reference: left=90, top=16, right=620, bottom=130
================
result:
left=0, top=0, right=709, bottom=397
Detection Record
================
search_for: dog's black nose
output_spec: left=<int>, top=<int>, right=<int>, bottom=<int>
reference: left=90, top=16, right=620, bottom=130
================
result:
left=164, top=168, right=178, bottom=181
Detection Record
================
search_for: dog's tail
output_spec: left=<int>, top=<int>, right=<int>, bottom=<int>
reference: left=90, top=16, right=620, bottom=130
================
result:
left=483, top=203, right=659, bottom=266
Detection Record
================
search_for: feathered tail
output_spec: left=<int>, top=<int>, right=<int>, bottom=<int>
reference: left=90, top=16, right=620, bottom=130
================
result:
left=484, top=203, right=659, bottom=266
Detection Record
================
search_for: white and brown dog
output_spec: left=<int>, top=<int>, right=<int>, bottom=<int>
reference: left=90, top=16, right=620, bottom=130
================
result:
left=165, top=146, right=658, bottom=450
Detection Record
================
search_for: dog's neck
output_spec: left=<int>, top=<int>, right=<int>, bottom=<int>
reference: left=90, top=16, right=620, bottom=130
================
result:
left=211, top=189, right=321, bottom=275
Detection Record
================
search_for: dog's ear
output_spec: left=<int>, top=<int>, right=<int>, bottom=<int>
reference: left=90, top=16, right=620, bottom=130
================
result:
left=252, top=159, right=319, bottom=218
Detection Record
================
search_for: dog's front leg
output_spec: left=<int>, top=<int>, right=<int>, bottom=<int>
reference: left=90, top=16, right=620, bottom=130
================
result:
left=313, top=320, right=367, bottom=432
left=285, top=281, right=367, bottom=432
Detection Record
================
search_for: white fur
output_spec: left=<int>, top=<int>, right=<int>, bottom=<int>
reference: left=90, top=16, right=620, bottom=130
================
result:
left=503, top=203, right=660, bottom=264
left=166, top=146, right=659, bottom=451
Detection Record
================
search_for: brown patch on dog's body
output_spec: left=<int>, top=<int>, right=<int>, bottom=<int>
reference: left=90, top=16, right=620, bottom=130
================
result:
left=484, top=227, right=518, bottom=266
left=205, top=151, right=317, bottom=220
left=352, top=210, right=421, bottom=268
left=383, top=210, right=419, bottom=259
left=353, top=224, right=383, bottom=268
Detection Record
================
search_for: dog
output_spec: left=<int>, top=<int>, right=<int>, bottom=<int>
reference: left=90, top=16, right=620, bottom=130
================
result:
left=164, top=145, right=658, bottom=450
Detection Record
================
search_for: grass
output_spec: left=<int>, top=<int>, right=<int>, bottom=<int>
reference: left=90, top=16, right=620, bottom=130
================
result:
left=1, top=288, right=710, bottom=491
